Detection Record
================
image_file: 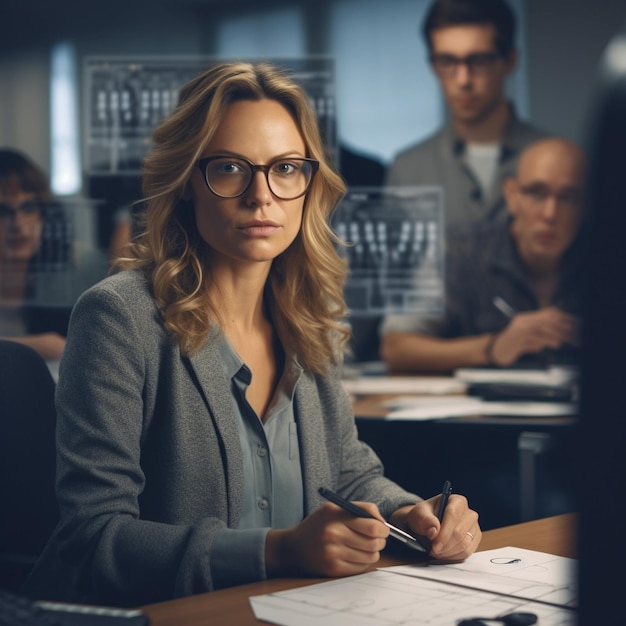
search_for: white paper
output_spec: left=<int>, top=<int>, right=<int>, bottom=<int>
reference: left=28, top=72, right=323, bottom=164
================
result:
left=386, top=397, right=576, bottom=420
left=249, top=547, right=577, bottom=626
left=454, top=365, right=578, bottom=387
left=385, top=547, right=577, bottom=607
left=342, top=376, right=467, bottom=396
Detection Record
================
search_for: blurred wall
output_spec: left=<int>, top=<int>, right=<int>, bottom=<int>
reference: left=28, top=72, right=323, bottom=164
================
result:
left=526, top=0, right=626, bottom=143
left=1, top=0, right=625, bottom=176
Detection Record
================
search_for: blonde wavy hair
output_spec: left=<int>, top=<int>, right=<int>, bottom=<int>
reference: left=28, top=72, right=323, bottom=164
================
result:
left=118, top=62, right=349, bottom=374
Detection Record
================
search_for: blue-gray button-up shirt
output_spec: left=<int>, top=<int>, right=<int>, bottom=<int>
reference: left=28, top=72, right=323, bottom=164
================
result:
left=210, top=333, right=304, bottom=588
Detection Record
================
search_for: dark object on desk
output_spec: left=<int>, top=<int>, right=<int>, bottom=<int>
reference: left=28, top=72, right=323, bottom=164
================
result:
left=0, top=341, right=58, bottom=591
left=458, top=611, right=537, bottom=626
left=467, top=383, right=575, bottom=403
left=0, top=588, right=149, bottom=625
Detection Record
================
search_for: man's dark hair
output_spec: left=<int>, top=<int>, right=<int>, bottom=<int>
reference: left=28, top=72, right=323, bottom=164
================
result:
left=422, top=0, right=516, bottom=57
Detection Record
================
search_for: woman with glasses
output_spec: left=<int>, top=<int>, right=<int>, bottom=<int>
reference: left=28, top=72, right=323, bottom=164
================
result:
left=25, top=63, right=480, bottom=606
left=0, top=149, right=70, bottom=361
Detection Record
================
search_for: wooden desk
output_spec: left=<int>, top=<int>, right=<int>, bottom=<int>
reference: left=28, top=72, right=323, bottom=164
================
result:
left=142, top=513, right=576, bottom=626
left=352, top=393, right=576, bottom=427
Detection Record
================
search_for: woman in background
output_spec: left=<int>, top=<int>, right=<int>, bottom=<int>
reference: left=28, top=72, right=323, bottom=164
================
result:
left=0, top=149, right=68, bottom=360
left=25, top=62, right=480, bottom=606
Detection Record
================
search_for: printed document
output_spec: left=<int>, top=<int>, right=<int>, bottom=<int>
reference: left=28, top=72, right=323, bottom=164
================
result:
left=249, top=547, right=577, bottom=626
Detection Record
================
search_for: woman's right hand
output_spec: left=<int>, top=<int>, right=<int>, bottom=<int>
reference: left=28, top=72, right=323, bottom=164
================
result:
left=265, top=501, right=389, bottom=578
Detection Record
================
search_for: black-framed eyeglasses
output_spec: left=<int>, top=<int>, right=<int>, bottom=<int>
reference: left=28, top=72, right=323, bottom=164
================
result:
left=430, top=52, right=501, bottom=77
left=519, top=183, right=584, bottom=210
left=0, top=199, right=44, bottom=220
left=196, top=155, right=319, bottom=201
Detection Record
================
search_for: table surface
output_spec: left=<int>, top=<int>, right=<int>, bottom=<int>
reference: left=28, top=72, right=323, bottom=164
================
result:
left=352, top=393, right=576, bottom=426
left=142, top=513, right=576, bottom=626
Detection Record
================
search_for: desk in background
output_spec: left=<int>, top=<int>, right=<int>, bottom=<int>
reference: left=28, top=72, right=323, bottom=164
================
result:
left=142, top=514, right=576, bottom=626
left=351, top=388, right=576, bottom=529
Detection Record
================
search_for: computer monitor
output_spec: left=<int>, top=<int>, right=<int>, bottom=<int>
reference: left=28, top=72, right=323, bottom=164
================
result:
left=577, top=26, right=626, bottom=625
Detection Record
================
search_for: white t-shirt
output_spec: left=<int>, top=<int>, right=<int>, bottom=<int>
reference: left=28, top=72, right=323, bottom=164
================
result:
left=465, top=142, right=500, bottom=199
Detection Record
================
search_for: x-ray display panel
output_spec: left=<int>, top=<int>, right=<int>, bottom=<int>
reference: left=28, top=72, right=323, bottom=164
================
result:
left=84, top=56, right=336, bottom=175
left=332, top=186, right=444, bottom=315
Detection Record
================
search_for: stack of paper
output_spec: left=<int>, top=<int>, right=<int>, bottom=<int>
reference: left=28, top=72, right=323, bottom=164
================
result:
left=454, top=366, right=578, bottom=387
left=385, top=396, right=577, bottom=420
left=250, top=547, right=577, bottom=626
left=342, top=376, right=467, bottom=396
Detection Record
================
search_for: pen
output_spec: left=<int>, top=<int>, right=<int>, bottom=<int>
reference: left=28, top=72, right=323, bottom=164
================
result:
left=437, top=480, right=453, bottom=522
left=492, top=296, right=516, bottom=319
left=492, top=297, right=552, bottom=368
left=318, top=487, right=428, bottom=553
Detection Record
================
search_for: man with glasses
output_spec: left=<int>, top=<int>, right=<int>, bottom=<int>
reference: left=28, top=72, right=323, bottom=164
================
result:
left=386, top=0, right=548, bottom=230
left=381, top=137, right=585, bottom=529
left=380, top=138, right=586, bottom=372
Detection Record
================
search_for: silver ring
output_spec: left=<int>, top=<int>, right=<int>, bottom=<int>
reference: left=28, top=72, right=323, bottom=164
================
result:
left=466, top=531, right=474, bottom=540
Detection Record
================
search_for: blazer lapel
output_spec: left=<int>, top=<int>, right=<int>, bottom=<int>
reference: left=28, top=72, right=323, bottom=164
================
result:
left=294, top=373, right=333, bottom=515
left=187, top=339, right=244, bottom=526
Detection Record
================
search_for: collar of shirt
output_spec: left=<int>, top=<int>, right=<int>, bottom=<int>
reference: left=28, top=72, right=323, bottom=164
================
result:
left=447, top=102, right=524, bottom=163
left=214, top=327, right=305, bottom=535
left=215, top=329, right=303, bottom=420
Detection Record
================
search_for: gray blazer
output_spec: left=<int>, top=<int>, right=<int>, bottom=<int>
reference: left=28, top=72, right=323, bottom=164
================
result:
left=25, top=270, right=419, bottom=606
left=385, top=105, right=548, bottom=230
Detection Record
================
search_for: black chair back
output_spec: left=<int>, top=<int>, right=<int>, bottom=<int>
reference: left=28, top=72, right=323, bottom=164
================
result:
left=0, top=340, right=58, bottom=591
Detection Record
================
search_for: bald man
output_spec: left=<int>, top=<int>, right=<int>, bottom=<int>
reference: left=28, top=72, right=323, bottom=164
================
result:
left=380, top=138, right=587, bottom=372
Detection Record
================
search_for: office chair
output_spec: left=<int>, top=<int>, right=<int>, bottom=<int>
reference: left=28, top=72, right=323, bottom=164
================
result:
left=0, top=340, right=58, bottom=591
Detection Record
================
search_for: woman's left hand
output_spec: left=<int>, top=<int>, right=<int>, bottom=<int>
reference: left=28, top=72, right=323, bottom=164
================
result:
left=391, top=494, right=481, bottom=561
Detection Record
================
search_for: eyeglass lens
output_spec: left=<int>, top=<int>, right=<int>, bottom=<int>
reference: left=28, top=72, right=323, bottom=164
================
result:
left=431, top=53, right=500, bottom=75
left=520, top=184, right=583, bottom=209
left=0, top=200, right=43, bottom=219
left=204, top=157, right=314, bottom=200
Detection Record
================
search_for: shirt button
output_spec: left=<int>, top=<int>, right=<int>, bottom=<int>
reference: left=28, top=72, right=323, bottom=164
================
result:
left=257, top=446, right=267, bottom=457
left=258, top=498, right=269, bottom=510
